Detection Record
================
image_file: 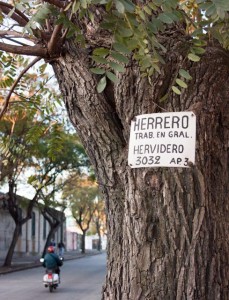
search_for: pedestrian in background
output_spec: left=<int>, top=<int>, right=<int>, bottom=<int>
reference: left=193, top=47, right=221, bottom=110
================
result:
left=57, top=241, right=65, bottom=257
left=50, top=238, right=56, bottom=247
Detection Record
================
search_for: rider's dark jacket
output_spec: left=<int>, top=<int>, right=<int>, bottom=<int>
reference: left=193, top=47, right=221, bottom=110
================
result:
left=43, top=253, right=62, bottom=270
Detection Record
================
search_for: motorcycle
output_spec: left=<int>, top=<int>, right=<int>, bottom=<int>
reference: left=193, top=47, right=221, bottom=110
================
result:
left=40, top=257, right=63, bottom=293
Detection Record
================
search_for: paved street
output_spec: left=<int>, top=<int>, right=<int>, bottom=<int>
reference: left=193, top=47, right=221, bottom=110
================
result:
left=0, top=252, right=106, bottom=300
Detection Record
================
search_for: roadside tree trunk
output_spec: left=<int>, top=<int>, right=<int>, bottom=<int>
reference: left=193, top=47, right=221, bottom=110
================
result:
left=41, top=206, right=64, bottom=257
left=81, top=230, right=86, bottom=254
left=2, top=182, right=37, bottom=267
left=52, top=38, right=229, bottom=299
left=95, top=218, right=102, bottom=251
left=3, top=223, right=21, bottom=267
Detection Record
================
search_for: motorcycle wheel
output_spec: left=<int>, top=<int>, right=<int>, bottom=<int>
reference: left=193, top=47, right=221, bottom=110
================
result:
left=49, top=285, right=53, bottom=293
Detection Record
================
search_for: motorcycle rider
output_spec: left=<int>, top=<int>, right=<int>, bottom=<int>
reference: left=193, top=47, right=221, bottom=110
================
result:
left=42, top=246, right=63, bottom=281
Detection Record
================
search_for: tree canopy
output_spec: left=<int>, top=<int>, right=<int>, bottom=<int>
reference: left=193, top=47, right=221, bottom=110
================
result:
left=0, top=104, right=90, bottom=266
left=63, top=173, right=99, bottom=252
left=0, top=0, right=229, bottom=111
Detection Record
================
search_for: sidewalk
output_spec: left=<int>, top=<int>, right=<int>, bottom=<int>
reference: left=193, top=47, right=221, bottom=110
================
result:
left=0, top=250, right=103, bottom=275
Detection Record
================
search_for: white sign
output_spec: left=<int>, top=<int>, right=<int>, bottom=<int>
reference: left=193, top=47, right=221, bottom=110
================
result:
left=128, top=111, right=196, bottom=168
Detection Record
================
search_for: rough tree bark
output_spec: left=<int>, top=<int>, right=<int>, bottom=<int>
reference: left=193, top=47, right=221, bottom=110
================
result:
left=51, top=33, right=229, bottom=299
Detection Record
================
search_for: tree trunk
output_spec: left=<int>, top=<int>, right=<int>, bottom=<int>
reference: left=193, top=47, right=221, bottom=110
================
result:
left=81, top=230, right=86, bottom=254
left=42, top=222, right=60, bottom=257
left=3, top=223, right=21, bottom=267
left=96, top=219, right=102, bottom=251
left=4, top=182, right=39, bottom=266
left=52, top=40, right=229, bottom=299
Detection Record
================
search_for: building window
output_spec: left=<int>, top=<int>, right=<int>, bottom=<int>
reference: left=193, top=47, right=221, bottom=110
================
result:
left=31, top=212, right=36, bottom=237
left=43, top=217, right=47, bottom=239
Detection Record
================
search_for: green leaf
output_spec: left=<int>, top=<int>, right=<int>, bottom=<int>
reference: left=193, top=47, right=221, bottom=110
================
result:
left=118, top=27, right=133, bottom=37
left=216, top=7, right=225, bottom=19
left=213, top=0, right=229, bottom=10
left=153, top=0, right=163, bottom=6
left=119, top=0, right=135, bottom=12
left=140, top=56, right=152, bottom=69
left=143, top=5, right=152, bottom=15
left=179, top=69, right=192, bottom=80
left=164, top=0, right=177, bottom=9
left=193, top=39, right=207, bottom=47
left=106, top=71, right=119, bottom=83
left=72, top=1, right=80, bottom=13
left=101, top=22, right=116, bottom=30
left=110, top=51, right=129, bottom=63
left=152, top=63, right=161, bottom=74
left=93, top=47, right=109, bottom=56
left=172, top=86, right=181, bottom=95
left=188, top=53, right=201, bottom=62
left=165, top=12, right=180, bottom=22
left=39, top=64, right=47, bottom=73
left=191, top=47, right=205, bottom=54
left=92, top=56, right=108, bottom=64
left=176, top=79, right=188, bottom=88
left=115, top=0, right=125, bottom=13
left=80, top=0, right=87, bottom=9
left=148, top=19, right=164, bottom=33
left=90, top=68, right=106, bottom=75
left=88, top=11, right=95, bottom=23
left=159, top=93, right=168, bottom=102
left=148, top=3, right=157, bottom=10
left=106, top=0, right=113, bottom=11
left=158, top=13, right=174, bottom=24
left=138, top=10, right=146, bottom=21
left=64, top=2, right=73, bottom=11
left=109, top=62, right=125, bottom=72
left=191, top=28, right=204, bottom=37
left=205, top=4, right=216, bottom=17
left=113, top=42, right=131, bottom=54
left=97, top=76, right=107, bottom=93
left=127, top=38, right=139, bottom=50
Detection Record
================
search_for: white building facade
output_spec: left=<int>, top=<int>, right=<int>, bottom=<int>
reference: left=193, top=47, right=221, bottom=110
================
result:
left=0, top=193, right=107, bottom=256
left=66, top=214, right=107, bottom=251
left=0, top=194, right=65, bottom=257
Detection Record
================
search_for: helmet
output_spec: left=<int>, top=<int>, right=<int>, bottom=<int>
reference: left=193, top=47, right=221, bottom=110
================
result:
left=47, top=246, right=55, bottom=253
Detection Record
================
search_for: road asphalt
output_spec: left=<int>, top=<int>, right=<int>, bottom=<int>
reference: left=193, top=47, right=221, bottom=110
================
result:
left=0, top=250, right=104, bottom=275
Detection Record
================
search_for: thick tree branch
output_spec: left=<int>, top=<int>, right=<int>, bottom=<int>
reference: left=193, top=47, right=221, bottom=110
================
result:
left=0, top=30, right=35, bottom=42
left=0, top=57, right=42, bottom=120
left=0, top=2, right=29, bottom=26
left=47, top=23, right=63, bottom=54
left=0, top=42, right=47, bottom=56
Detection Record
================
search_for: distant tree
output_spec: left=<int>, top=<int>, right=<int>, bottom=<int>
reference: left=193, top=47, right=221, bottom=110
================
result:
left=0, top=110, right=55, bottom=267
left=93, top=196, right=106, bottom=251
left=63, top=174, right=98, bottom=253
left=0, top=111, right=88, bottom=266
left=32, top=126, right=90, bottom=256
left=39, top=195, right=66, bottom=257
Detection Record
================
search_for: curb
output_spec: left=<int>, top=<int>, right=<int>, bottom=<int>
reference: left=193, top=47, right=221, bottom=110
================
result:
left=0, top=251, right=103, bottom=275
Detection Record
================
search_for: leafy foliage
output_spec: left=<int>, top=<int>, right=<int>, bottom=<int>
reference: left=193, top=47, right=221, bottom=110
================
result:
left=1, top=0, right=229, bottom=98
left=0, top=52, right=61, bottom=119
left=62, top=173, right=98, bottom=232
